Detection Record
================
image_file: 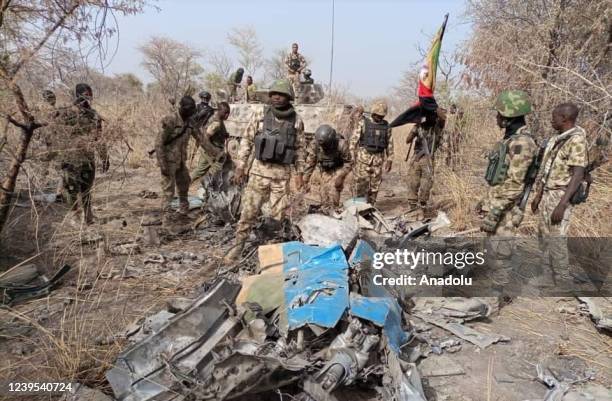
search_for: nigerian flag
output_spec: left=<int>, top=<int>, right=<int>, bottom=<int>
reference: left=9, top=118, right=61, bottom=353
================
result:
left=418, top=14, right=448, bottom=98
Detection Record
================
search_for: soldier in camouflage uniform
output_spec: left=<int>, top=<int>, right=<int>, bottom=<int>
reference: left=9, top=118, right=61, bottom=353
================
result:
left=39, top=90, right=65, bottom=201
left=349, top=101, right=393, bottom=205
left=54, top=84, right=108, bottom=224
left=228, top=68, right=244, bottom=102
left=304, top=124, right=352, bottom=212
left=285, top=43, right=307, bottom=96
left=245, top=76, right=258, bottom=103
left=478, top=90, right=538, bottom=285
left=225, top=79, right=305, bottom=262
left=403, top=105, right=445, bottom=219
left=156, top=96, right=200, bottom=223
left=531, top=102, right=588, bottom=278
left=191, top=102, right=231, bottom=184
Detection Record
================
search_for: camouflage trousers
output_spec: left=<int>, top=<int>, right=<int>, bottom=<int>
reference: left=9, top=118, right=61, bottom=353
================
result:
left=235, top=174, right=290, bottom=242
left=160, top=161, right=190, bottom=211
left=191, top=150, right=223, bottom=184
left=486, top=206, right=524, bottom=286
left=352, top=156, right=384, bottom=205
left=406, top=156, right=434, bottom=209
left=287, top=72, right=300, bottom=97
left=538, top=188, right=573, bottom=275
left=316, top=168, right=346, bottom=211
left=61, top=160, right=95, bottom=221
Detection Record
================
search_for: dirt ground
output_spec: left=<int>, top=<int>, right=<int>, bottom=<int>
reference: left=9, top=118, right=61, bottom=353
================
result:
left=0, top=165, right=610, bottom=401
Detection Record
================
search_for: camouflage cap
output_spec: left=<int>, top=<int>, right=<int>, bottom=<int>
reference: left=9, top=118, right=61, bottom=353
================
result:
left=370, top=101, right=388, bottom=117
left=494, top=90, right=532, bottom=118
left=268, top=79, right=294, bottom=101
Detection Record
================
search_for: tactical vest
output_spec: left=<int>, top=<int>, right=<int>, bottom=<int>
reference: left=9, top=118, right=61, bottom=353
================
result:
left=318, top=147, right=344, bottom=171
left=359, top=118, right=389, bottom=154
left=289, top=57, right=301, bottom=72
left=254, top=107, right=297, bottom=165
left=485, top=130, right=534, bottom=186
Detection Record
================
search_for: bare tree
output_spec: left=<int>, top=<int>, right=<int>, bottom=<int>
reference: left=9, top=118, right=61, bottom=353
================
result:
left=202, top=48, right=234, bottom=95
left=264, top=48, right=289, bottom=85
left=139, top=36, right=204, bottom=99
left=226, top=25, right=264, bottom=78
left=0, top=0, right=147, bottom=234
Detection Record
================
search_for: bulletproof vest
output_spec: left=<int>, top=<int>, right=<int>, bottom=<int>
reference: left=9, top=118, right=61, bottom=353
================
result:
left=359, top=118, right=389, bottom=153
left=289, top=57, right=301, bottom=71
left=317, top=146, right=344, bottom=171
left=254, top=107, right=297, bottom=165
left=485, top=132, right=534, bottom=186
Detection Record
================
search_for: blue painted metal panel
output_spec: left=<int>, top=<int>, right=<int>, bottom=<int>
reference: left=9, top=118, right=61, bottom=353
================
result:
left=282, top=242, right=349, bottom=330
left=349, top=293, right=410, bottom=353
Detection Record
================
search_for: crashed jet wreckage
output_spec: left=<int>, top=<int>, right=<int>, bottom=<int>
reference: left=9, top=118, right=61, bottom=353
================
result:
left=107, top=236, right=428, bottom=401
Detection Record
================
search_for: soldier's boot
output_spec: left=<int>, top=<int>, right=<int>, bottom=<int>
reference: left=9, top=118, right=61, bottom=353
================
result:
left=177, top=196, right=190, bottom=217
left=224, top=234, right=248, bottom=264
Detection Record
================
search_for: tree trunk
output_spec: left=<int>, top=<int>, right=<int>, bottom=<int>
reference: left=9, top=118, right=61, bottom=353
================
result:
left=0, top=127, right=34, bottom=234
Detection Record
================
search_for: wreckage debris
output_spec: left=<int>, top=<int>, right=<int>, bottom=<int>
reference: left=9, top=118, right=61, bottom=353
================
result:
left=0, top=263, right=71, bottom=305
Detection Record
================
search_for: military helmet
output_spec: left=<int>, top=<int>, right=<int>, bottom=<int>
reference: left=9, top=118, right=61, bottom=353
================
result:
left=268, top=79, right=294, bottom=101
left=315, top=124, right=338, bottom=152
left=198, top=91, right=211, bottom=100
left=42, top=89, right=56, bottom=100
left=370, top=101, right=388, bottom=117
left=494, top=90, right=532, bottom=118
left=303, top=68, right=312, bottom=76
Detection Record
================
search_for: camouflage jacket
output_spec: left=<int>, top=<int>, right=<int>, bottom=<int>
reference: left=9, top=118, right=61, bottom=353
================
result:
left=484, top=126, right=537, bottom=212
left=349, top=117, right=394, bottom=166
left=405, top=122, right=444, bottom=160
left=304, top=136, right=351, bottom=180
left=200, top=116, right=229, bottom=161
left=246, top=84, right=258, bottom=102
left=53, top=103, right=105, bottom=165
left=156, top=113, right=200, bottom=167
left=541, top=126, right=588, bottom=190
left=236, top=107, right=305, bottom=180
left=285, top=52, right=306, bottom=73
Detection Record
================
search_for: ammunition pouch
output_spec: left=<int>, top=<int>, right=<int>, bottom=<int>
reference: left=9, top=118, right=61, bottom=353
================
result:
left=319, top=150, right=343, bottom=171
left=254, top=108, right=297, bottom=165
left=485, top=140, right=510, bottom=186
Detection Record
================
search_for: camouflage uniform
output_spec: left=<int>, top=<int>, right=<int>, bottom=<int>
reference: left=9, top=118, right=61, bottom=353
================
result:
left=349, top=106, right=393, bottom=204
left=191, top=116, right=229, bottom=183
left=305, top=135, right=352, bottom=211
left=246, top=83, right=258, bottom=103
left=538, top=126, right=588, bottom=271
left=404, top=121, right=443, bottom=213
left=233, top=106, right=305, bottom=245
left=284, top=52, right=306, bottom=94
left=54, top=102, right=106, bottom=223
left=156, top=113, right=200, bottom=214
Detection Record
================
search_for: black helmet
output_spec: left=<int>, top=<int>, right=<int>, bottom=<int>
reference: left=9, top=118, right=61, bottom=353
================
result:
left=75, top=83, right=93, bottom=101
left=199, top=91, right=211, bottom=100
left=315, top=124, right=338, bottom=152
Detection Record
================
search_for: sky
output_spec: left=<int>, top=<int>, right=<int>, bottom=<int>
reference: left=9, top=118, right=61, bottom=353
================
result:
left=105, top=0, right=472, bottom=98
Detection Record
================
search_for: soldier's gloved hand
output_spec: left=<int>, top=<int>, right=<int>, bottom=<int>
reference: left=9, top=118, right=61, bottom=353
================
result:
left=232, top=167, right=245, bottom=185
left=384, top=160, right=392, bottom=172
left=480, top=208, right=502, bottom=233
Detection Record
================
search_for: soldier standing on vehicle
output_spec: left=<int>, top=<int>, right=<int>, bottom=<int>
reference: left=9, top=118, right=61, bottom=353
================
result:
left=478, top=90, right=538, bottom=286
left=531, top=102, right=588, bottom=279
left=245, top=76, right=258, bottom=103
left=285, top=43, right=307, bottom=96
left=155, top=96, right=200, bottom=225
left=228, top=68, right=244, bottom=102
left=191, top=102, right=231, bottom=184
left=349, top=101, right=393, bottom=205
left=224, top=79, right=305, bottom=262
left=304, top=124, right=352, bottom=212
left=54, top=83, right=108, bottom=225
left=403, top=104, right=445, bottom=219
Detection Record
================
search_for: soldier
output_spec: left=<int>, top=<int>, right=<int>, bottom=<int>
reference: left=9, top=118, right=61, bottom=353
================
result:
left=478, top=90, right=538, bottom=286
left=224, top=79, right=305, bottom=262
left=443, top=103, right=467, bottom=169
left=39, top=90, right=64, bottom=201
left=285, top=43, right=307, bottom=95
left=304, top=124, right=352, bottom=212
left=245, top=76, right=257, bottom=103
left=155, top=96, right=200, bottom=224
left=349, top=101, right=393, bottom=204
left=531, top=102, right=588, bottom=279
left=403, top=103, right=445, bottom=219
left=55, top=83, right=108, bottom=225
left=228, top=68, right=244, bottom=102
left=191, top=102, right=231, bottom=184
